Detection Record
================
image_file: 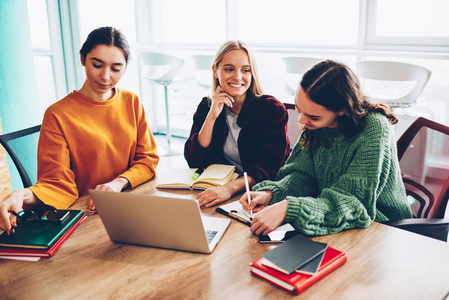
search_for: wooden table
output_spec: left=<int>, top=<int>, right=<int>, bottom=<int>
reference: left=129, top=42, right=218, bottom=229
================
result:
left=1, top=157, right=449, bottom=300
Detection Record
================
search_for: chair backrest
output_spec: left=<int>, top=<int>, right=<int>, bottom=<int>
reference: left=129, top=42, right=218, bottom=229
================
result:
left=192, top=54, right=214, bottom=90
left=397, top=117, right=449, bottom=218
left=139, top=52, right=184, bottom=84
left=192, top=54, right=214, bottom=70
left=356, top=60, right=431, bottom=106
left=281, top=57, right=323, bottom=95
left=0, top=125, right=41, bottom=188
left=284, top=103, right=302, bottom=150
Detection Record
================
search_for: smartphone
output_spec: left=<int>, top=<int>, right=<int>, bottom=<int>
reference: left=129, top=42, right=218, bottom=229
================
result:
left=258, top=223, right=298, bottom=243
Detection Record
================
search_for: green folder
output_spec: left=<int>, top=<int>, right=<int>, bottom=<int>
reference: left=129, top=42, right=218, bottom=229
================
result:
left=0, top=210, right=85, bottom=249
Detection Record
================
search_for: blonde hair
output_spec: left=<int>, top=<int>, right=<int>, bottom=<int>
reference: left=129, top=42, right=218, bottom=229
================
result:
left=211, top=40, right=264, bottom=97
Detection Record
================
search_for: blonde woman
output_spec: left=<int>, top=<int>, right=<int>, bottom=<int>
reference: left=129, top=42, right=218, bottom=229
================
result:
left=184, top=40, right=290, bottom=207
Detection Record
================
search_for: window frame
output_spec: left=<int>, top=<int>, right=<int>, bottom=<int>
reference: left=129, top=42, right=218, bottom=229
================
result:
left=28, top=0, right=68, bottom=103
left=28, top=0, right=82, bottom=102
left=136, top=0, right=449, bottom=54
left=364, top=0, right=449, bottom=52
left=31, top=0, right=449, bottom=139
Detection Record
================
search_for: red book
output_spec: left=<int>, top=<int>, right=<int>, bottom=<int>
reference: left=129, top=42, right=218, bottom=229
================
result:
left=250, top=246, right=347, bottom=295
left=0, top=214, right=86, bottom=258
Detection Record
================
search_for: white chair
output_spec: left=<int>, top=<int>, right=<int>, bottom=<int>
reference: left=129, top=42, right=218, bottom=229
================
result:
left=140, top=52, right=184, bottom=155
left=192, top=54, right=214, bottom=91
left=281, top=57, right=323, bottom=95
left=284, top=103, right=302, bottom=150
left=356, top=61, right=431, bottom=107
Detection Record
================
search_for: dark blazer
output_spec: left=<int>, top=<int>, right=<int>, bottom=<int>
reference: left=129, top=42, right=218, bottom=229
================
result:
left=184, top=91, right=290, bottom=183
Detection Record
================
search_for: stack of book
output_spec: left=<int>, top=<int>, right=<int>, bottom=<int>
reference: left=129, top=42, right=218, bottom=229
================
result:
left=250, top=233, right=347, bottom=295
left=0, top=210, right=86, bottom=259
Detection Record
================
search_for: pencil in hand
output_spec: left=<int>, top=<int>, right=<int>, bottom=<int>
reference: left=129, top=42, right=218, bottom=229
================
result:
left=243, top=172, right=252, bottom=214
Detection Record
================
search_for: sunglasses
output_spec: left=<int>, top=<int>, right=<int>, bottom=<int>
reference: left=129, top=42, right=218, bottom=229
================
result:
left=11, top=209, right=64, bottom=224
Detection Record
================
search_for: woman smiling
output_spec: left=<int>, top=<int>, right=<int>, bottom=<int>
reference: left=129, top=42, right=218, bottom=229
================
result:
left=184, top=40, right=290, bottom=207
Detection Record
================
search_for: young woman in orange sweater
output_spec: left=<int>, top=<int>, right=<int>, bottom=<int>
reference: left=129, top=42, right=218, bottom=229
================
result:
left=0, top=27, right=159, bottom=234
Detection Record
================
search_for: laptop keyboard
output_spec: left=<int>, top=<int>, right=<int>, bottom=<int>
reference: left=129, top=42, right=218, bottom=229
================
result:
left=205, top=230, right=218, bottom=244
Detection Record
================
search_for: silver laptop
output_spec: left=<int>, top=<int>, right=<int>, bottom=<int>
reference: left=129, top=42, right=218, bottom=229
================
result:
left=89, top=190, right=230, bottom=254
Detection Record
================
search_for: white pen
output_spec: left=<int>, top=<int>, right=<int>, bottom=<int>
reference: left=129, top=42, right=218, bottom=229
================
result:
left=243, top=172, right=252, bottom=215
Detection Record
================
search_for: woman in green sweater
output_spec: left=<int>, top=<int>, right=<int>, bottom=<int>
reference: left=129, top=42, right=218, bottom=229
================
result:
left=239, top=60, right=412, bottom=237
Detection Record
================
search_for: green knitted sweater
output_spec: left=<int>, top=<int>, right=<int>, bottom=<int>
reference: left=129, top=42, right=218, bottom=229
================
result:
left=253, top=113, right=412, bottom=236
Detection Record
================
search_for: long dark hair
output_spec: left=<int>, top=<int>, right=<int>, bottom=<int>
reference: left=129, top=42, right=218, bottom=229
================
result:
left=299, top=60, right=397, bottom=149
left=79, top=26, right=130, bottom=64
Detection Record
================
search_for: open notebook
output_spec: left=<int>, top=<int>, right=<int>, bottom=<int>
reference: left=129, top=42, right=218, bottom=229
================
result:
left=216, top=201, right=254, bottom=226
left=156, top=164, right=239, bottom=190
left=89, top=190, right=231, bottom=254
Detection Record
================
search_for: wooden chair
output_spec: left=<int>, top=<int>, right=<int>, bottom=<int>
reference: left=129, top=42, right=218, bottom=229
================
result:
left=192, top=54, right=214, bottom=91
left=0, top=125, right=41, bottom=188
left=384, top=117, right=449, bottom=241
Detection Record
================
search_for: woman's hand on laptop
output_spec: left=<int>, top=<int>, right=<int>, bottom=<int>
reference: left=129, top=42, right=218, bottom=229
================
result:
left=89, top=177, right=130, bottom=211
left=95, top=177, right=130, bottom=193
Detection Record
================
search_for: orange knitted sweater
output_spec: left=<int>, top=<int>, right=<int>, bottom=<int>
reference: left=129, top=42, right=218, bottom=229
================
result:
left=29, top=88, right=159, bottom=209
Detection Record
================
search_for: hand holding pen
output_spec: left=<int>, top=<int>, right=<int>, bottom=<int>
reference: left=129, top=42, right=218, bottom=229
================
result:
left=239, top=189, right=273, bottom=214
